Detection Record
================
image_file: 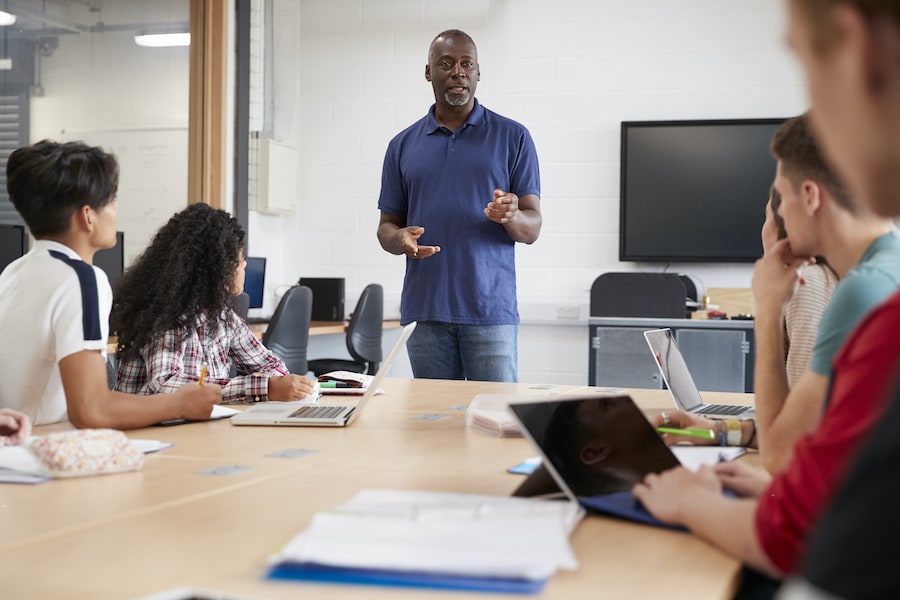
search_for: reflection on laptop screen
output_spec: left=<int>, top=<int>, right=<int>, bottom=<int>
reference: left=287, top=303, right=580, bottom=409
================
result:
left=244, top=257, right=266, bottom=309
left=510, top=396, right=680, bottom=498
left=643, top=329, right=704, bottom=411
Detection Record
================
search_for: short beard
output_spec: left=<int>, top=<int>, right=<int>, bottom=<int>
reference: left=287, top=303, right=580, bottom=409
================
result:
left=443, top=91, right=470, bottom=106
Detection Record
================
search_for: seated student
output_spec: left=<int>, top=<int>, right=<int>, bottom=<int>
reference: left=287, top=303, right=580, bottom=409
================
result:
left=656, top=115, right=898, bottom=475
left=774, top=1, right=900, bottom=597
left=766, top=189, right=838, bottom=388
left=0, top=140, right=221, bottom=428
left=112, top=203, right=316, bottom=403
left=632, top=113, right=900, bottom=580
left=0, top=408, right=31, bottom=446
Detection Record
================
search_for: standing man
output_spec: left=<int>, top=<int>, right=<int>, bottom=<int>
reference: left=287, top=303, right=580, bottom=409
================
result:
left=377, top=30, right=542, bottom=382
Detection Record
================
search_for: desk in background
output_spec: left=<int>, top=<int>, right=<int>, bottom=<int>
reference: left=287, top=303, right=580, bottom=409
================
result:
left=107, top=319, right=403, bottom=354
left=0, top=381, right=746, bottom=599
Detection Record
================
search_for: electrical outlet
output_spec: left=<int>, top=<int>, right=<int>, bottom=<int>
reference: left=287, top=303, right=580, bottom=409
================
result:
left=556, top=304, right=580, bottom=319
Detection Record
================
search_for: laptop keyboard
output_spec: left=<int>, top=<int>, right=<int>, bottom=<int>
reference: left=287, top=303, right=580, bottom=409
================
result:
left=288, top=405, right=349, bottom=419
left=694, top=404, right=748, bottom=416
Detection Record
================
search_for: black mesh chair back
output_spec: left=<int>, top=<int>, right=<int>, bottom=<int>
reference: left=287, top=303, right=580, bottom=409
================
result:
left=345, top=283, right=384, bottom=373
left=590, top=272, right=687, bottom=319
left=262, top=285, right=313, bottom=375
left=308, top=283, right=384, bottom=376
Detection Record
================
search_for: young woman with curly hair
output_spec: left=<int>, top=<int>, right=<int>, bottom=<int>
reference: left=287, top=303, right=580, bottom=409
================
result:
left=112, top=203, right=316, bottom=403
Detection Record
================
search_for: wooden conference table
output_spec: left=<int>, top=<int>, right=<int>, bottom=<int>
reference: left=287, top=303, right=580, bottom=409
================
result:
left=0, top=380, right=748, bottom=599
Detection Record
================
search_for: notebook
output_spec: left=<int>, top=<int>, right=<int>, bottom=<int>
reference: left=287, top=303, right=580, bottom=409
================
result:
left=643, top=328, right=755, bottom=419
left=508, top=394, right=693, bottom=529
left=230, top=322, right=415, bottom=427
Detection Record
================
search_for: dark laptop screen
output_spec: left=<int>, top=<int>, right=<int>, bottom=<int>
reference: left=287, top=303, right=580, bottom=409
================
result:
left=509, top=396, right=680, bottom=498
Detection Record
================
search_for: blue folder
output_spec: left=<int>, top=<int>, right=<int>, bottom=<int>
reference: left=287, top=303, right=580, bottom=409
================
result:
left=267, top=562, right=548, bottom=594
left=579, top=491, right=688, bottom=532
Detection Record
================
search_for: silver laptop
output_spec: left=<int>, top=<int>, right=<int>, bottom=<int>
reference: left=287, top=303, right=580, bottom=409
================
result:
left=643, top=328, right=754, bottom=419
left=231, top=322, right=415, bottom=427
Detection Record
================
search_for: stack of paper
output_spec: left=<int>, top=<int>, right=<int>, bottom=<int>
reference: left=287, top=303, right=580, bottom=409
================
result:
left=268, top=488, right=584, bottom=593
left=465, top=393, right=560, bottom=437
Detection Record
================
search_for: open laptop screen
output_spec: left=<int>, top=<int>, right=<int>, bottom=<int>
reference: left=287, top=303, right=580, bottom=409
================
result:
left=643, top=328, right=705, bottom=412
left=509, top=396, right=679, bottom=498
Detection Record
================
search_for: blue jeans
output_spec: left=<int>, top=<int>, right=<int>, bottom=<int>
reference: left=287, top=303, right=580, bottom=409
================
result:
left=406, top=321, right=518, bottom=382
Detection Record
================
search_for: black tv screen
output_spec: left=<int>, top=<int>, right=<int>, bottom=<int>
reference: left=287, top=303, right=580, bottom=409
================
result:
left=619, top=118, right=785, bottom=262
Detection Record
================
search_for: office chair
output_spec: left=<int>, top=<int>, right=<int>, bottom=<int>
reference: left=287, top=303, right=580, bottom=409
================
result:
left=308, top=283, right=384, bottom=376
left=230, top=292, right=251, bottom=322
left=590, top=272, right=687, bottom=319
left=262, top=285, right=313, bottom=375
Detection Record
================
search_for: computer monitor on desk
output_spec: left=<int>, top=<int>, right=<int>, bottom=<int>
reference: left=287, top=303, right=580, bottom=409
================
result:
left=244, top=257, right=267, bottom=309
left=94, top=231, right=125, bottom=291
left=0, top=224, right=27, bottom=273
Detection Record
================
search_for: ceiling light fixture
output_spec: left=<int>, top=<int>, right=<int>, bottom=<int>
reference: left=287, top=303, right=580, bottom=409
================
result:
left=134, top=32, right=190, bottom=48
left=0, top=11, right=16, bottom=26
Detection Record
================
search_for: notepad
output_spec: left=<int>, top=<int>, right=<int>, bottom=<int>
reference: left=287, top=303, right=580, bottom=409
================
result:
left=267, top=488, right=583, bottom=592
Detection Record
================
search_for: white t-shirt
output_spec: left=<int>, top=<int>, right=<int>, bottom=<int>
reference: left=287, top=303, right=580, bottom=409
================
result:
left=0, top=240, right=111, bottom=424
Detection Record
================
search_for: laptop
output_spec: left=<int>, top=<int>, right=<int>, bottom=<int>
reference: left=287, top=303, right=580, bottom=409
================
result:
left=643, top=328, right=754, bottom=419
left=508, top=394, right=686, bottom=528
left=230, top=322, right=415, bottom=427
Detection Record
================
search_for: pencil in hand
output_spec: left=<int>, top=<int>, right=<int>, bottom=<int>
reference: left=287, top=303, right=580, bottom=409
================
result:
left=199, top=366, right=207, bottom=385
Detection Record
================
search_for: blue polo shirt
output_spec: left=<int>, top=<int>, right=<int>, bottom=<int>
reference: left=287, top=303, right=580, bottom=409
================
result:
left=378, top=100, right=541, bottom=326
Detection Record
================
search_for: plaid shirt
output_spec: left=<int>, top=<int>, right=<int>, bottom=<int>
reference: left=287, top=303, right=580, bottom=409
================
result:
left=115, top=309, right=289, bottom=403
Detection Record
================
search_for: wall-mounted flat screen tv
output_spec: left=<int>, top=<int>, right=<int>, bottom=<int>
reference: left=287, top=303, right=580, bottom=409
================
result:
left=619, top=118, right=785, bottom=263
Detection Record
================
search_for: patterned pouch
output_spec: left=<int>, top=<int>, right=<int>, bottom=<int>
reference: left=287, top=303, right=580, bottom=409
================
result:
left=26, top=429, right=144, bottom=478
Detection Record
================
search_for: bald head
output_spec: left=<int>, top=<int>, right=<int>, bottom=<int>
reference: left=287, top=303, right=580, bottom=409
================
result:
left=428, top=29, right=478, bottom=62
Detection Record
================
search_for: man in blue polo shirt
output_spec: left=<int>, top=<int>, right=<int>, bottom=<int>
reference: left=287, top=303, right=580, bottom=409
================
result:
left=377, top=29, right=542, bottom=382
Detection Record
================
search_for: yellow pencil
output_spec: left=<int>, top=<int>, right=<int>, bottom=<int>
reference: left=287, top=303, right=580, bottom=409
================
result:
left=198, top=366, right=207, bottom=385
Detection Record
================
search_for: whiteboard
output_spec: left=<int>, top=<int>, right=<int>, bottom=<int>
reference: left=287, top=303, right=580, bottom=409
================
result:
left=59, top=128, right=189, bottom=268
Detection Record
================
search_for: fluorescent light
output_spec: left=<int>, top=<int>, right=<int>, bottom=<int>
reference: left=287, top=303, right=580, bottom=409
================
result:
left=0, top=11, right=16, bottom=26
left=134, top=32, right=190, bottom=47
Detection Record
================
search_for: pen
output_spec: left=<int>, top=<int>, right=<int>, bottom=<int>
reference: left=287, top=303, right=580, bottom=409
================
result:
left=319, top=381, right=352, bottom=389
left=198, top=366, right=207, bottom=386
left=656, top=426, right=715, bottom=440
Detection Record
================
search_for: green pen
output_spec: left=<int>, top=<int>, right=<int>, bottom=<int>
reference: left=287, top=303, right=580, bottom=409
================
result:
left=319, top=381, right=352, bottom=389
left=656, top=426, right=716, bottom=440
